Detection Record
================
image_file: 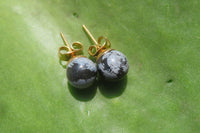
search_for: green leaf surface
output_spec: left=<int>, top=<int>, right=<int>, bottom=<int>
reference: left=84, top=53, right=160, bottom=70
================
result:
left=0, top=0, right=200, bottom=132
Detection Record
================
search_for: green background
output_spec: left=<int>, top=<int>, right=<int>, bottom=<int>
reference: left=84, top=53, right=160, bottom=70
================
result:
left=0, top=0, right=200, bottom=132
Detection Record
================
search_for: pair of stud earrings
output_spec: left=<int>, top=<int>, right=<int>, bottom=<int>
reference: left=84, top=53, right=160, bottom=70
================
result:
left=58, top=25, right=129, bottom=89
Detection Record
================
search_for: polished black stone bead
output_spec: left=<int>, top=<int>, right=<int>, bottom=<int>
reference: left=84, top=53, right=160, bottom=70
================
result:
left=67, top=57, right=97, bottom=89
left=97, top=50, right=129, bottom=81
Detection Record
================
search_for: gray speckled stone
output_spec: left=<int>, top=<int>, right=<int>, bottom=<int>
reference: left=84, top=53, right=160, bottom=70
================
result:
left=67, top=57, right=97, bottom=89
left=97, top=50, right=129, bottom=81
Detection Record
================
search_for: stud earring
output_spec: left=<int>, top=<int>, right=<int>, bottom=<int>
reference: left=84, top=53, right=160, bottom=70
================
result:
left=58, top=32, right=97, bottom=89
left=82, top=25, right=129, bottom=81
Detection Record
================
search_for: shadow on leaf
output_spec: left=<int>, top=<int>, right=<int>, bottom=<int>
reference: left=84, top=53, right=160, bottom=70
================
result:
left=98, top=76, right=127, bottom=98
left=68, top=82, right=97, bottom=102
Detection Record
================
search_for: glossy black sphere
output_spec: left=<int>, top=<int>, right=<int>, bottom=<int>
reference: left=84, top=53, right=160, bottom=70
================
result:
left=67, top=57, right=97, bottom=89
left=97, top=50, right=129, bottom=81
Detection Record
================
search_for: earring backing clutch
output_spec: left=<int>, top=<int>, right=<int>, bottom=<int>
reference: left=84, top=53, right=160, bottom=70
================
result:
left=82, top=25, right=129, bottom=81
left=58, top=32, right=97, bottom=89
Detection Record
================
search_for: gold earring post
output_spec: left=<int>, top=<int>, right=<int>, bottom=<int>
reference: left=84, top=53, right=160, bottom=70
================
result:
left=60, top=32, right=72, bottom=52
left=82, top=25, right=111, bottom=57
left=82, top=25, right=98, bottom=45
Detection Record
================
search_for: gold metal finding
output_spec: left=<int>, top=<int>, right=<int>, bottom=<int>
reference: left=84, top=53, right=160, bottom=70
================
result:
left=82, top=25, right=111, bottom=58
left=58, top=32, right=83, bottom=61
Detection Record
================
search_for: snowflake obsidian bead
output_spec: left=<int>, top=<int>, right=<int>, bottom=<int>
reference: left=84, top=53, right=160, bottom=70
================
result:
left=67, top=57, right=97, bottom=89
left=97, top=50, right=129, bottom=81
